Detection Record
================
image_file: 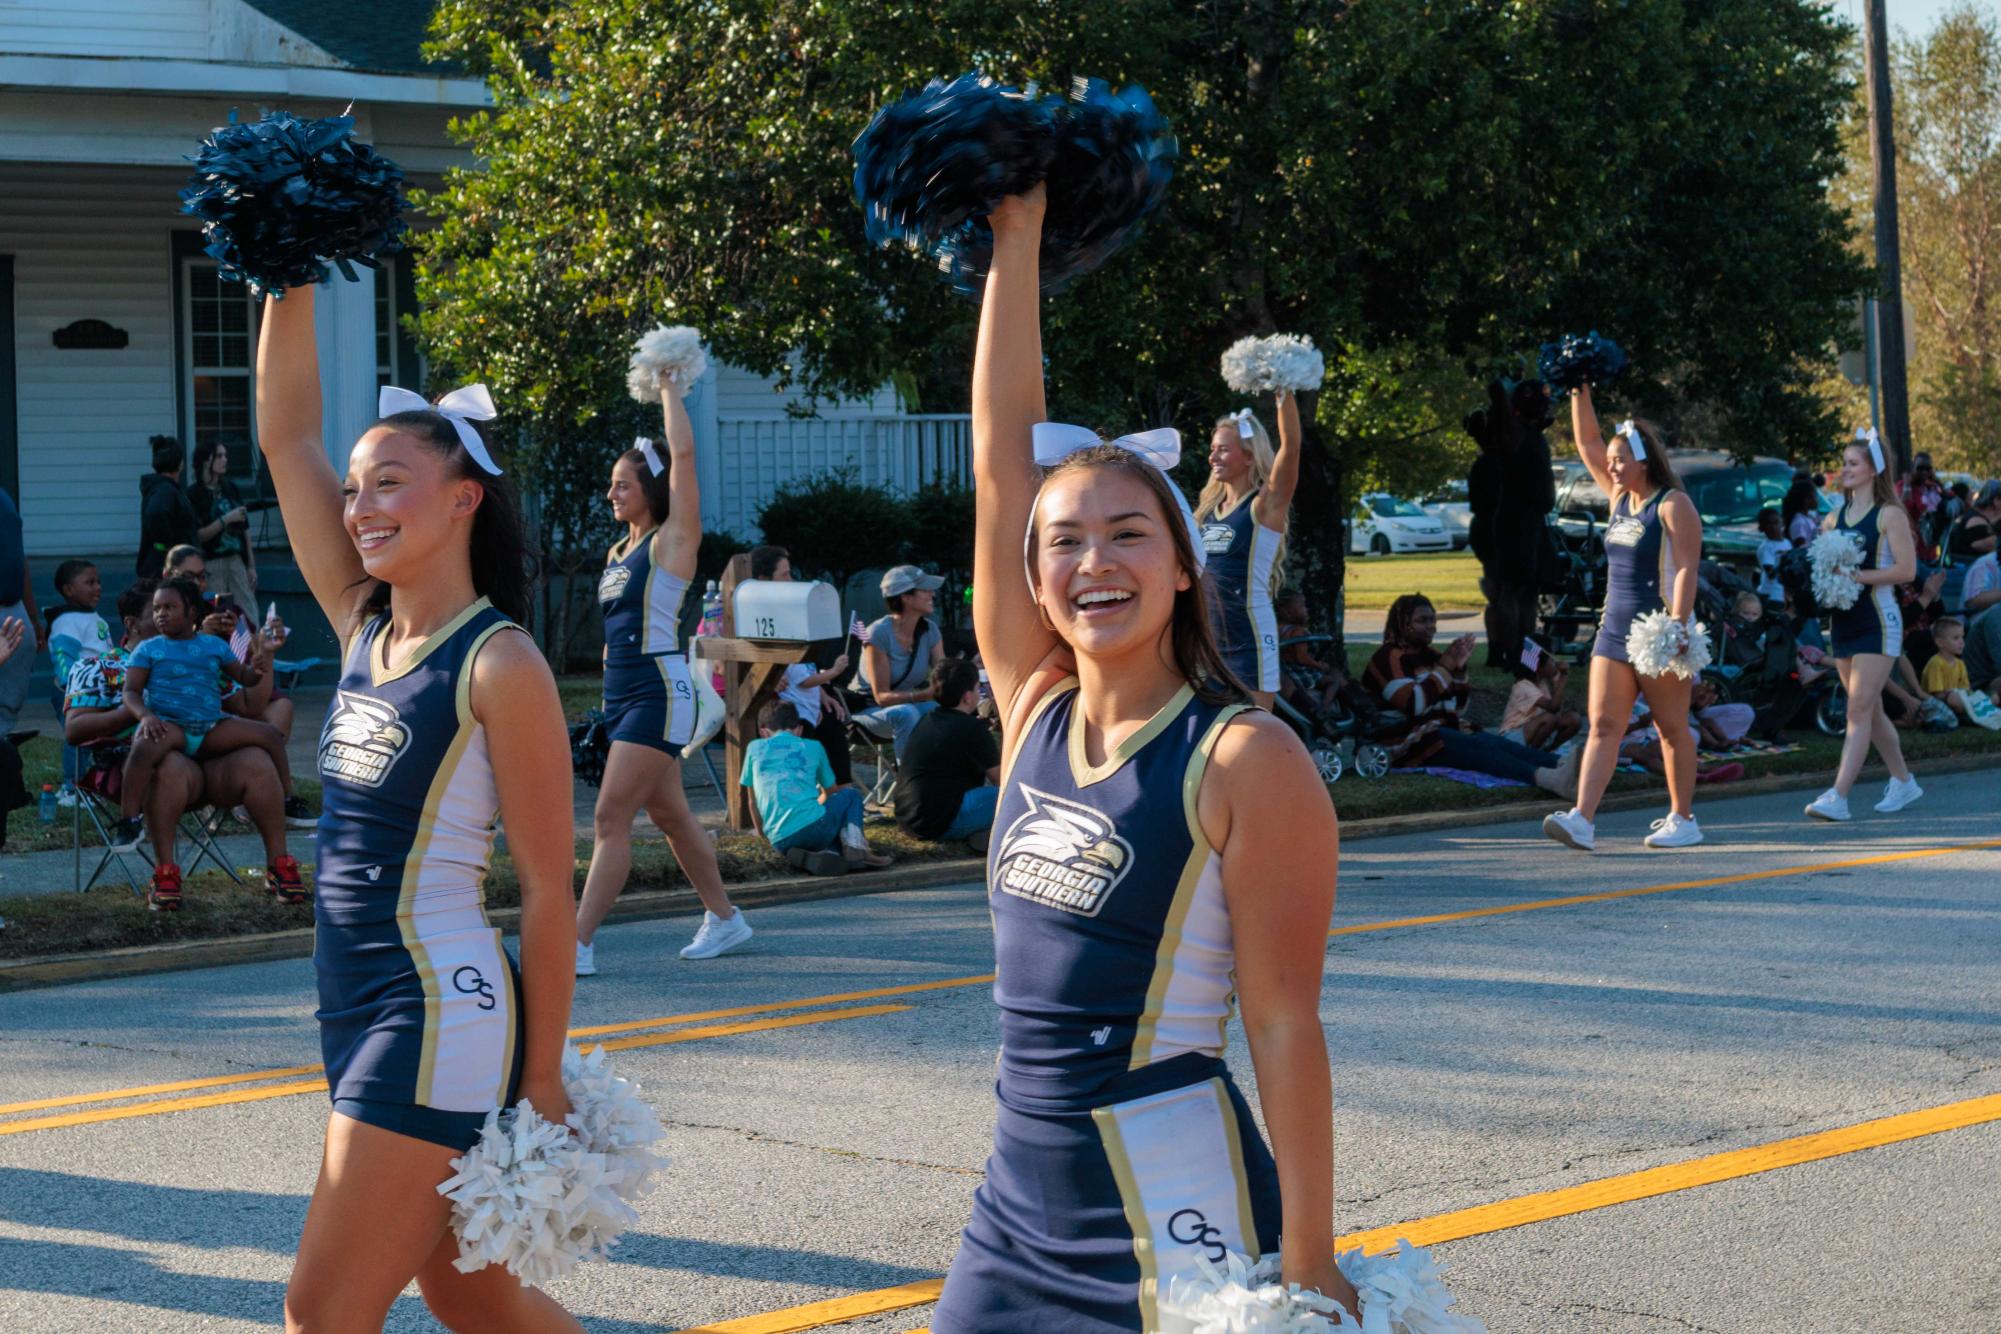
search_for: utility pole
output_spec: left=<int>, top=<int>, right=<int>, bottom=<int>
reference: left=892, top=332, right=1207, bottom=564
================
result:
left=1862, top=0, right=1912, bottom=474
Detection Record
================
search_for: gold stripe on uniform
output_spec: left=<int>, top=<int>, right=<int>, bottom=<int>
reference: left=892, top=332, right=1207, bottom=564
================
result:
left=1209, top=1076, right=1264, bottom=1255
left=1091, top=1100, right=1162, bottom=1332
left=656, top=655, right=679, bottom=742
left=1128, top=704, right=1248, bottom=1071
left=1067, top=684, right=1195, bottom=788
left=999, top=675, right=1077, bottom=788
left=401, top=618, right=512, bottom=1105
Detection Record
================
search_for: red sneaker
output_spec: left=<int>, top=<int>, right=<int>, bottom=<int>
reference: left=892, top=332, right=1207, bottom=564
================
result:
left=149, top=862, right=183, bottom=913
left=267, top=855, right=308, bottom=906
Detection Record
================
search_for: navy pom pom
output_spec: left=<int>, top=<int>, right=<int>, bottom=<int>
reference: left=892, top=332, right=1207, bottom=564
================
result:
left=179, top=110, right=408, bottom=299
left=1537, top=330, right=1628, bottom=396
left=854, top=73, right=1177, bottom=298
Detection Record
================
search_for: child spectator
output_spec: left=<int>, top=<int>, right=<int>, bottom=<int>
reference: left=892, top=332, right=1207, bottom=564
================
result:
left=110, top=578, right=291, bottom=854
left=1499, top=638, right=1580, bottom=750
left=893, top=658, right=1001, bottom=850
left=1276, top=588, right=1343, bottom=712
left=44, top=559, right=114, bottom=687
left=1924, top=618, right=2001, bottom=728
left=1754, top=507, right=1789, bottom=604
left=742, top=699, right=890, bottom=875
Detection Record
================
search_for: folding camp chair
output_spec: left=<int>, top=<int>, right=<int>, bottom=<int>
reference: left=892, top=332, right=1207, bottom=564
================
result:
left=848, top=713, right=899, bottom=814
left=72, top=742, right=245, bottom=893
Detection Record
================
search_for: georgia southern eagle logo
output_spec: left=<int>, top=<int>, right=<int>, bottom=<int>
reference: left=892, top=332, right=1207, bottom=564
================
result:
left=318, top=692, right=413, bottom=788
left=993, top=787, right=1136, bottom=917
left=598, top=564, right=633, bottom=604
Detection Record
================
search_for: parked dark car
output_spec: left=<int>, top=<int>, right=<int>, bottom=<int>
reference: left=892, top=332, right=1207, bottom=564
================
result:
left=1552, top=452, right=1832, bottom=567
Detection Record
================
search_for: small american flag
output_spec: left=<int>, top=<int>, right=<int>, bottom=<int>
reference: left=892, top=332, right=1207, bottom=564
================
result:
left=229, top=613, right=253, bottom=662
left=849, top=613, right=866, bottom=640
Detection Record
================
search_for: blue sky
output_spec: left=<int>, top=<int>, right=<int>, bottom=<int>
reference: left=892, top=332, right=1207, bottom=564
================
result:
left=1849, top=0, right=1987, bottom=38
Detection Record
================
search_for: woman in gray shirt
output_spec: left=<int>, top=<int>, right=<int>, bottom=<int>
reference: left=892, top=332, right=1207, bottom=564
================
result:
left=852, top=564, right=945, bottom=759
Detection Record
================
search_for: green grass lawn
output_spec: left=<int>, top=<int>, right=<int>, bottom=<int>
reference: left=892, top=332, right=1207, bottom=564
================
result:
left=1342, top=552, right=1483, bottom=611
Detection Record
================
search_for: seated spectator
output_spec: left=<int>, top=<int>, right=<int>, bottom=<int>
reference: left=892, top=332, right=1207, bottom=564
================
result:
left=1500, top=638, right=1580, bottom=751
left=1945, top=480, right=2000, bottom=564
left=1364, top=593, right=1579, bottom=796
left=1622, top=690, right=1748, bottom=786
left=1753, top=507, right=1788, bottom=604
left=45, top=559, right=113, bottom=686
left=849, top=565, right=944, bottom=760
left=111, top=579, right=291, bottom=855
left=1961, top=548, right=2001, bottom=692
left=742, top=699, right=890, bottom=875
left=0, top=616, right=28, bottom=849
left=1719, top=592, right=1813, bottom=739
left=64, top=578, right=297, bottom=910
left=1924, top=618, right=2001, bottom=727
left=894, top=658, right=1001, bottom=850
left=751, top=544, right=855, bottom=787
left=1276, top=588, right=1344, bottom=714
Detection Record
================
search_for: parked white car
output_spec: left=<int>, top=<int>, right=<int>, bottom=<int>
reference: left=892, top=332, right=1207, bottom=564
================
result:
left=1421, top=483, right=1472, bottom=551
left=1351, top=493, right=1454, bottom=556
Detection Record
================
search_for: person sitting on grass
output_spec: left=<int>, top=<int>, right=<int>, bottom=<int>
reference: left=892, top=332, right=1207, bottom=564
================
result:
left=66, top=577, right=300, bottom=911
left=743, top=699, right=891, bottom=876
left=893, top=657, right=1001, bottom=852
left=1621, top=690, right=1749, bottom=785
left=1499, top=637, right=1580, bottom=751
left=110, top=580, right=291, bottom=855
left=1923, top=617, right=2001, bottom=728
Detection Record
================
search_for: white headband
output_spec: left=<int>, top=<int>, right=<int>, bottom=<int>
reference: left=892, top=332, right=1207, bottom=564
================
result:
left=1025, top=421, right=1205, bottom=594
left=378, top=384, right=502, bottom=476
left=1856, top=427, right=1885, bottom=473
left=1226, top=407, right=1255, bottom=440
left=1615, top=419, right=1647, bottom=462
left=634, top=436, right=665, bottom=477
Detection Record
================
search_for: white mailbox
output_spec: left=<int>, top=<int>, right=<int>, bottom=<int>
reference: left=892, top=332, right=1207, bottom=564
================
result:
left=734, top=579, right=842, bottom=641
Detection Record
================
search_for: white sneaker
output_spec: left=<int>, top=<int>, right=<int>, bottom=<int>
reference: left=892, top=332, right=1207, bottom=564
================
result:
left=1805, top=789, right=1851, bottom=821
left=1542, top=807, right=1595, bottom=851
left=1643, top=813, right=1704, bottom=848
left=1873, top=775, right=1924, bottom=813
left=574, top=941, right=597, bottom=976
left=680, top=908, right=753, bottom=960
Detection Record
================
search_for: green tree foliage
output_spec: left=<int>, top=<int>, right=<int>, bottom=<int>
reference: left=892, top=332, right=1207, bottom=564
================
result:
left=419, top=0, right=1867, bottom=648
left=755, top=468, right=915, bottom=592
left=1836, top=4, right=2001, bottom=476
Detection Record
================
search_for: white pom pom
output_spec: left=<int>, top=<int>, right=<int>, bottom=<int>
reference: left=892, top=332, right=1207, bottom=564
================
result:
left=436, top=1045, right=668, bottom=1287
left=627, top=324, right=709, bottom=403
left=1220, top=334, right=1327, bottom=395
left=1157, top=1245, right=1484, bottom=1334
left=1808, top=530, right=1865, bottom=611
left=1625, top=610, right=1709, bottom=680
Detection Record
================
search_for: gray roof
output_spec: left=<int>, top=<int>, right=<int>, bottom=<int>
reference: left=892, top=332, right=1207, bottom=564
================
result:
left=242, top=0, right=456, bottom=76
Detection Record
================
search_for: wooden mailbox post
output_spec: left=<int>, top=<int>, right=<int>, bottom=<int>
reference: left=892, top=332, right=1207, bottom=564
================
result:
left=691, top=634, right=812, bottom=832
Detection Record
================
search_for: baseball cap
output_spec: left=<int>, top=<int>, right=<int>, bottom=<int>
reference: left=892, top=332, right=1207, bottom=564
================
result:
left=880, top=565, right=944, bottom=598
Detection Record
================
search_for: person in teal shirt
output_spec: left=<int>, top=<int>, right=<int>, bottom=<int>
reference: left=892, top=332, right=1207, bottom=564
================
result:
left=742, top=699, right=890, bottom=874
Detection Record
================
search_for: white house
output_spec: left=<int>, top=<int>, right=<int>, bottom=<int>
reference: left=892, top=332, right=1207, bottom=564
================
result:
left=0, top=0, right=967, bottom=593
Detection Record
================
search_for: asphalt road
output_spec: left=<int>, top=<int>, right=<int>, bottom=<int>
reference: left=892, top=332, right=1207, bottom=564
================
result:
left=1, top=772, right=1997, bottom=1332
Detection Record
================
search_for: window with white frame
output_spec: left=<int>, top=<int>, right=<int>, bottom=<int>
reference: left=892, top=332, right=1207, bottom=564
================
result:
left=375, top=257, right=407, bottom=388
left=180, top=257, right=260, bottom=485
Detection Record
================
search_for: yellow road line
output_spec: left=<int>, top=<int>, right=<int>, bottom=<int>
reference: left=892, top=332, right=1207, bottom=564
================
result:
left=669, top=1088, right=2001, bottom=1334
left=0, top=1005, right=910, bottom=1138
left=1, top=975, right=993, bottom=1119
left=1330, top=837, right=2001, bottom=938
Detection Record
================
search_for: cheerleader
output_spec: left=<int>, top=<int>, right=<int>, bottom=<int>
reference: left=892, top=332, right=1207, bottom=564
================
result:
left=934, top=183, right=1356, bottom=1332
left=573, top=386, right=750, bottom=974
left=1542, top=383, right=1706, bottom=851
left=254, top=288, right=582, bottom=1332
left=1193, top=393, right=1299, bottom=710
left=1804, top=431, right=1921, bottom=820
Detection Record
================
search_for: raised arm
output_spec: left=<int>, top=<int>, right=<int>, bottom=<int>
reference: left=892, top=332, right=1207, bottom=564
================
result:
left=1252, top=389, right=1303, bottom=529
left=1570, top=383, right=1615, bottom=501
left=972, top=185, right=1059, bottom=719
left=650, top=388, right=703, bottom=583
left=254, top=288, right=371, bottom=639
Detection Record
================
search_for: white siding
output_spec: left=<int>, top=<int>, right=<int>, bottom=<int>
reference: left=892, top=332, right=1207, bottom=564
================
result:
left=0, top=0, right=210, bottom=60
left=711, top=361, right=901, bottom=418
left=707, top=415, right=970, bottom=541
left=1, top=162, right=183, bottom=558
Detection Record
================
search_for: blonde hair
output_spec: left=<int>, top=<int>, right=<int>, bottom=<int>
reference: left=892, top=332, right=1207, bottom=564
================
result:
left=1194, top=410, right=1288, bottom=590
left=1842, top=440, right=1898, bottom=508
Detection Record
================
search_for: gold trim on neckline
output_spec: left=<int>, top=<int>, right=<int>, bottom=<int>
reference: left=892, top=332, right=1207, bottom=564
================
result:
left=370, top=597, right=493, bottom=687
left=1067, top=684, right=1196, bottom=788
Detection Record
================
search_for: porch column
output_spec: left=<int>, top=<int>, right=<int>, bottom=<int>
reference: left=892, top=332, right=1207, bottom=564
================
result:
left=311, top=269, right=377, bottom=473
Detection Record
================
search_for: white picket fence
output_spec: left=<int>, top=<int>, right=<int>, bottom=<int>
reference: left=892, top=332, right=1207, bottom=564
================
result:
left=705, top=413, right=972, bottom=539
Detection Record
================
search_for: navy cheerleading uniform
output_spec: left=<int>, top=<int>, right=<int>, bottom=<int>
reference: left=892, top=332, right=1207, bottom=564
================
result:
left=934, top=679, right=1281, bottom=1334
left=1593, top=488, right=1676, bottom=664
left=314, top=598, right=524, bottom=1150
left=1829, top=504, right=1901, bottom=658
left=1200, top=492, right=1282, bottom=693
left=599, top=528, right=697, bottom=755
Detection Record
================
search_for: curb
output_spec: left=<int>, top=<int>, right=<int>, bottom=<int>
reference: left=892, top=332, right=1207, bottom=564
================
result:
left=2, top=752, right=1990, bottom=994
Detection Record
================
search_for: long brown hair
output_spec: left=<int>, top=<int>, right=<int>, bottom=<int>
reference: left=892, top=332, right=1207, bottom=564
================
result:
left=1842, top=441, right=1898, bottom=508
left=1611, top=418, right=1685, bottom=497
left=618, top=443, right=675, bottom=527
left=1028, top=445, right=1246, bottom=705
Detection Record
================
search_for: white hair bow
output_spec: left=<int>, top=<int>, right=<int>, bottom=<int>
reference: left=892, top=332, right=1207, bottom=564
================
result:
left=1856, top=426, right=1885, bottom=473
left=1025, top=421, right=1206, bottom=594
left=1225, top=407, right=1255, bottom=440
left=634, top=436, right=665, bottom=477
left=378, top=384, right=502, bottom=476
left=1615, top=419, right=1647, bottom=462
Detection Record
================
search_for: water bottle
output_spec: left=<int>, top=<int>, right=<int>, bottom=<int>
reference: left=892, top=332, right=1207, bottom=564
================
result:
left=38, top=784, right=56, bottom=824
left=698, top=580, right=725, bottom=693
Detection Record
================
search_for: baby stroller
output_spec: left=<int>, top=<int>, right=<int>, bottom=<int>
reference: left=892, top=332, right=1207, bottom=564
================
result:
left=1537, top=512, right=1604, bottom=657
left=1270, top=634, right=1392, bottom=784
